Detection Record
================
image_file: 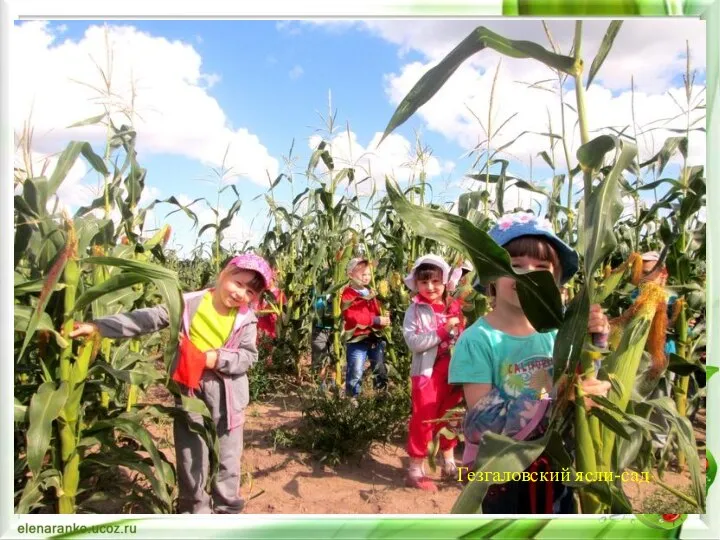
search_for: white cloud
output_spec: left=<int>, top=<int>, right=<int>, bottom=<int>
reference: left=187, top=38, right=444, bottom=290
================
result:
left=275, top=21, right=302, bottom=36
left=307, top=19, right=705, bottom=94
left=288, top=65, right=304, bottom=80
left=383, top=59, right=706, bottom=171
left=443, top=160, right=456, bottom=174
left=296, top=19, right=706, bottom=172
left=13, top=22, right=279, bottom=186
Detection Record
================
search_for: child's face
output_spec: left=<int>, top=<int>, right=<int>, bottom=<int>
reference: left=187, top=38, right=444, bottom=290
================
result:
left=641, top=261, right=667, bottom=286
left=350, top=264, right=372, bottom=286
left=417, top=272, right=445, bottom=303
left=216, top=268, right=261, bottom=309
left=495, top=255, right=557, bottom=309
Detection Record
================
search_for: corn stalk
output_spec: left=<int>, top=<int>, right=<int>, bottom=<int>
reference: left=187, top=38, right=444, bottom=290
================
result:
left=14, top=137, right=182, bottom=514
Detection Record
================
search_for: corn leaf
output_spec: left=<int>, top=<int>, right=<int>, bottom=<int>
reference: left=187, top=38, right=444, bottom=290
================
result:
left=87, top=415, right=175, bottom=490
left=66, top=113, right=107, bottom=128
left=83, top=452, right=173, bottom=511
left=646, top=396, right=705, bottom=511
left=14, top=222, right=34, bottom=270
left=578, top=135, right=638, bottom=276
left=586, top=21, right=623, bottom=89
left=14, top=305, right=68, bottom=349
left=16, top=469, right=62, bottom=514
left=18, top=244, right=70, bottom=360
left=27, top=382, right=69, bottom=477
left=589, top=407, right=631, bottom=440
left=380, top=26, right=576, bottom=142
left=89, top=360, right=163, bottom=387
left=15, top=398, right=28, bottom=423
left=451, top=431, right=549, bottom=513
left=552, top=285, right=589, bottom=385
left=638, top=136, right=687, bottom=177
left=48, top=141, right=109, bottom=199
left=614, top=429, right=645, bottom=472
left=72, top=272, right=148, bottom=314
left=78, top=256, right=182, bottom=371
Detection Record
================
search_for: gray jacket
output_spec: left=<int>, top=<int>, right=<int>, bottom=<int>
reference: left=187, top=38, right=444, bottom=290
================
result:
left=403, top=300, right=447, bottom=377
left=93, top=289, right=258, bottom=431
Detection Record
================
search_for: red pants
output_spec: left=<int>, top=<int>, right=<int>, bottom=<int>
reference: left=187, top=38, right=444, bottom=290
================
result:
left=406, top=354, right=464, bottom=459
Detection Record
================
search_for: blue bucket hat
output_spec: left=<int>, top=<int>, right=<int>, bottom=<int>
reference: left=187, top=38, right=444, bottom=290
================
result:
left=474, top=212, right=579, bottom=292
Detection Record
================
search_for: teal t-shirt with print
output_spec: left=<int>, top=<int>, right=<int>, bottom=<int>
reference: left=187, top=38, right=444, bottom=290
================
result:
left=449, top=317, right=558, bottom=400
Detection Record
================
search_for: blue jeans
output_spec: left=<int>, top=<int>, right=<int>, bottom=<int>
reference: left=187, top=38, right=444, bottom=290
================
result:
left=345, top=339, right=388, bottom=397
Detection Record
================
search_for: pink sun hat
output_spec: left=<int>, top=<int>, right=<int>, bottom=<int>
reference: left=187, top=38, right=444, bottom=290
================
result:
left=226, top=252, right=273, bottom=289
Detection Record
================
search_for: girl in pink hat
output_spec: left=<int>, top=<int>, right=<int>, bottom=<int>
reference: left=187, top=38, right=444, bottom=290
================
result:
left=70, top=252, right=272, bottom=514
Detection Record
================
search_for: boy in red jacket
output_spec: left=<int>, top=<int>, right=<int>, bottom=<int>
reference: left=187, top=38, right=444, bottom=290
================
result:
left=341, top=257, right=390, bottom=397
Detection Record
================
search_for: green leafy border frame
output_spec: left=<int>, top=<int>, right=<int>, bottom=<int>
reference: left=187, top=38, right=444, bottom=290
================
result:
left=0, top=0, right=716, bottom=539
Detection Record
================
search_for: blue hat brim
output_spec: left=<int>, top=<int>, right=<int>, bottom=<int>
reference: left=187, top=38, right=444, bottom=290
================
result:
left=472, top=232, right=579, bottom=293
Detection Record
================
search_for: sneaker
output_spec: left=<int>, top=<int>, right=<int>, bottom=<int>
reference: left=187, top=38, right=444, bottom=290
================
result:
left=405, top=474, right=438, bottom=492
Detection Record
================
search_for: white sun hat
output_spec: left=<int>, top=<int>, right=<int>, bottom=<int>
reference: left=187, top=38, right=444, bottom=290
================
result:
left=403, top=254, right=451, bottom=292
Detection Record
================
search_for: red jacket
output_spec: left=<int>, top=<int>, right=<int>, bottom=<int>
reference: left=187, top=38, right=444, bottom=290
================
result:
left=341, top=286, right=384, bottom=342
left=413, top=294, right=466, bottom=354
left=256, top=288, right=286, bottom=340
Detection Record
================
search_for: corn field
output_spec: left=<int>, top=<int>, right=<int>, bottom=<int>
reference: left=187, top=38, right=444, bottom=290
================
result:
left=14, top=21, right=706, bottom=514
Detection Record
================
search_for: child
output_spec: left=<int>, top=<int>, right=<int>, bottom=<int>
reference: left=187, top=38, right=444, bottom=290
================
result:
left=311, top=290, right=335, bottom=388
left=447, top=259, right=474, bottom=293
left=340, top=257, right=390, bottom=397
left=69, top=253, right=272, bottom=514
left=256, top=275, right=285, bottom=342
left=402, top=254, right=466, bottom=492
left=448, top=212, right=610, bottom=513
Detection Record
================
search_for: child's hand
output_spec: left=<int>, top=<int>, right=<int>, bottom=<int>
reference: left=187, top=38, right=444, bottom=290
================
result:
left=587, top=304, right=609, bottom=335
left=205, top=350, right=218, bottom=369
left=377, top=316, right=391, bottom=327
left=68, top=322, right=98, bottom=339
left=445, top=317, right=461, bottom=331
left=578, top=376, right=611, bottom=409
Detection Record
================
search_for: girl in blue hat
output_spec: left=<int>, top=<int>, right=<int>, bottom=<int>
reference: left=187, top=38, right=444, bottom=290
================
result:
left=449, top=212, right=610, bottom=513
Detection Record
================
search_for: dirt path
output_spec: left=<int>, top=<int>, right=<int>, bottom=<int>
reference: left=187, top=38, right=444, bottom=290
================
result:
left=240, top=398, right=463, bottom=514
left=136, top=387, right=703, bottom=514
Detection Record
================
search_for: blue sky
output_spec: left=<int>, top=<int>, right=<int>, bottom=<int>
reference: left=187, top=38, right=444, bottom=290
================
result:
left=13, top=19, right=707, bottom=254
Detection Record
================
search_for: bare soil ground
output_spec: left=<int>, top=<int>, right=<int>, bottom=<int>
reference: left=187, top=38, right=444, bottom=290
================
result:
left=104, top=385, right=705, bottom=515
